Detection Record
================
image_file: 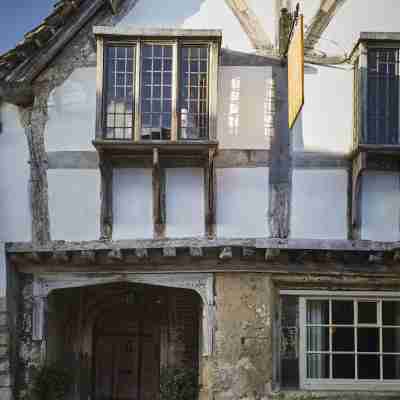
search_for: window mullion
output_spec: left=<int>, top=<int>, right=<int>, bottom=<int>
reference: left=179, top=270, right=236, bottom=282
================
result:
left=329, top=299, right=333, bottom=379
left=379, top=300, right=384, bottom=381
left=171, top=40, right=179, bottom=141
left=355, top=300, right=358, bottom=380
left=134, top=40, right=142, bottom=141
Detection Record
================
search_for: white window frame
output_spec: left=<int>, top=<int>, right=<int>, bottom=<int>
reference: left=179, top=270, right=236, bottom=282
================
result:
left=284, top=290, right=400, bottom=391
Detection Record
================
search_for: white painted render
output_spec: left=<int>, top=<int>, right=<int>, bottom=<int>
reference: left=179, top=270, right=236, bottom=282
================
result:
left=290, top=169, right=348, bottom=240
left=166, top=168, right=204, bottom=237
left=216, top=167, right=269, bottom=238
left=47, top=169, right=101, bottom=241
left=218, top=66, right=274, bottom=149
left=293, top=65, right=353, bottom=154
left=0, top=102, right=31, bottom=242
left=45, top=67, right=97, bottom=151
left=361, top=172, right=400, bottom=242
left=118, top=0, right=253, bottom=52
left=113, top=168, right=153, bottom=239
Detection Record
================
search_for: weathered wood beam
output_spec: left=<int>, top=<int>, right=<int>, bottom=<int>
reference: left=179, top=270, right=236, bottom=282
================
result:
left=50, top=251, right=70, bottom=264
left=79, top=250, right=96, bottom=264
left=0, top=81, right=33, bottom=107
left=108, top=248, right=123, bottom=262
left=163, top=247, right=176, bottom=258
left=153, top=148, right=166, bottom=238
left=190, top=247, right=204, bottom=257
left=10, top=238, right=400, bottom=255
left=7, top=0, right=105, bottom=82
left=242, top=247, right=256, bottom=257
left=224, top=0, right=273, bottom=51
left=204, top=148, right=216, bottom=238
left=99, top=157, right=113, bottom=240
left=219, top=247, right=233, bottom=260
left=304, top=0, right=348, bottom=54
left=135, top=248, right=148, bottom=258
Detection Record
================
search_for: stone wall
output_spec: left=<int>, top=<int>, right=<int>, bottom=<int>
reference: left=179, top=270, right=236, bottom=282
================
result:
left=207, top=273, right=275, bottom=400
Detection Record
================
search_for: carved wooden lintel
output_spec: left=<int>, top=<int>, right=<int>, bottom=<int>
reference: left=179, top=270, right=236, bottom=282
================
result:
left=219, top=247, right=232, bottom=260
left=265, top=248, right=281, bottom=262
left=50, top=251, right=70, bottom=264
left=242, top=247, right=256, bottom=257
left=108, top=248, right=123, bottom=262
left=163, top=247, right=176, bottom=257
left=79, top=250, right=96, bottom=264
left=190, top=247, right=203, bottom=257
left=135, top=248, right=148, bottom=258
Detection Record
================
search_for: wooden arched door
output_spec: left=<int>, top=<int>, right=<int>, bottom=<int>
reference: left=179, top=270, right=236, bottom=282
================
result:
left=94, top=301, right=160, bottom=400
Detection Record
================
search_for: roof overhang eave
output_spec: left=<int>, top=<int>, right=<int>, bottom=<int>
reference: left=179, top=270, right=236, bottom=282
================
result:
left=0, top=81, right=34, bottom=107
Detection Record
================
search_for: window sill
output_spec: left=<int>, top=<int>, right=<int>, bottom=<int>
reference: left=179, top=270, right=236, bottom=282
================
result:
left=92, top=139, right=218, bottom=167
left=301, top=381, right=400, bottom=392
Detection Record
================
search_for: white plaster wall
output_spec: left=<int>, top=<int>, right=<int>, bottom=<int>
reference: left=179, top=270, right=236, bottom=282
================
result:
left=321, top=0, right=400, bottom=55
left=218, top=66, right=274, bottom=149
left=361, top=172, right=400, bottom=242
left=45, top=67, right=97, bottom=151
left=217, top=168, right=269, bottom=237
left=292, top=65, right=353, bottom=154
left=293, top=1, right=400, bottom=156
left=0, top=102, right=31, bottom=242
left=166, top=168, right=204, bottom=237
left=118, top=0, right=253, bottom=52
left=113, top=168, right=153, bottom=239
left=290, top=169, right=348, bottom=239
left=47, top=169, right=100, bottom=241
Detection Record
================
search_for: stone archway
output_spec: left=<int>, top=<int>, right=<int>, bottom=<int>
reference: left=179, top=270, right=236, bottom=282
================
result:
left=34, top=273, right=213, bottom=400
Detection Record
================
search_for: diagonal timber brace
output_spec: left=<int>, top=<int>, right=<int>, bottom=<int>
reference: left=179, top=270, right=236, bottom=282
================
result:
left=225, top=0, right=273, bottom=51
left=304, top=0, right=348, bottom=54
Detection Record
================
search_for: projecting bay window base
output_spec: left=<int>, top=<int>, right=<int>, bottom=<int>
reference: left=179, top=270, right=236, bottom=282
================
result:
left=96, top=141, right=218, bottom=240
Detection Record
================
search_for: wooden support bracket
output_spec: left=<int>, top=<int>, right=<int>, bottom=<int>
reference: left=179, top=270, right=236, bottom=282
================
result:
left=205, top=148, right=217, bottom=237
left=99, top=156, right=113, bottom=240
left=153, top=148, right=166, bottom=238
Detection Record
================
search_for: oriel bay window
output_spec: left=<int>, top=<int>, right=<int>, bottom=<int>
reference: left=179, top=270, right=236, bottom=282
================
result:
left=94, top=27, right=221, bottom=142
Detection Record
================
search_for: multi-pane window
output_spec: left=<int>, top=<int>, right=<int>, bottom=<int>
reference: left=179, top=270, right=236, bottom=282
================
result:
left=179, top=46, right=209, bottom=139
left=365, top=48, right=400, bottom=145
left=141, top=44, right=173, bottom=140
left=105, top=46, right=135, bottom=140
left=301, top=297, right=400, bottom=385
left=100, top=35, right=219, bottom=142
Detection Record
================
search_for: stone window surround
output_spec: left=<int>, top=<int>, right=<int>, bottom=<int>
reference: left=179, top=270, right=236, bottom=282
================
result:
left=32, top=272, right=215, bottom=356
left=281, top=289, right=400, bottom=391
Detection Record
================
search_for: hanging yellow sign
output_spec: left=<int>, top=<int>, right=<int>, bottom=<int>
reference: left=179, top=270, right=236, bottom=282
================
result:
left=288, top=14, right=304, bottom=129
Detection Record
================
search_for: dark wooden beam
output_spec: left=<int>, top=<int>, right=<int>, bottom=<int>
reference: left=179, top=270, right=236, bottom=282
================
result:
left=99, top=157, right=113, bottom=240
left=153, top=148, right=165, bottom=238
left=204, top=148, right=216, bottom=238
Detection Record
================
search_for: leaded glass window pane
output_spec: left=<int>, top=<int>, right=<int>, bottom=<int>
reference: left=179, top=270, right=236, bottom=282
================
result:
left=179, top=46, right=209, bottom=139
left=140, top=44, right=173, bottom=140
left=105, top=46, right=135, bottom=139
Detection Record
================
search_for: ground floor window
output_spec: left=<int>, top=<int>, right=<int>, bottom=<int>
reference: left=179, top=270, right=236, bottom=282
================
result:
left=280, top=291, right=400, bottom=391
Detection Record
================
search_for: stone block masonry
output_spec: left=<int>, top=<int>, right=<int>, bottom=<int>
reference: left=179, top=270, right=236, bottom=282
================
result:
left=0, top=243, right=13, bottom=400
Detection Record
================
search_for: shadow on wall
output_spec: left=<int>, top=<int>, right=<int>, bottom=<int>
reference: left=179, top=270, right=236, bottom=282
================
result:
left=118, top=0, right=206, bottom=28
left=218, top=64, right=276, bottom=149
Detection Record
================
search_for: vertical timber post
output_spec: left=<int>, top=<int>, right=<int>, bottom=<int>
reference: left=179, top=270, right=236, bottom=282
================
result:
left=99, top=155, right=113, bottom=240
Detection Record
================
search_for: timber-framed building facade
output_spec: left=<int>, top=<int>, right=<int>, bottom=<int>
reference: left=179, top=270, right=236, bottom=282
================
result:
left=1, top=1, right=400, bottom=399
